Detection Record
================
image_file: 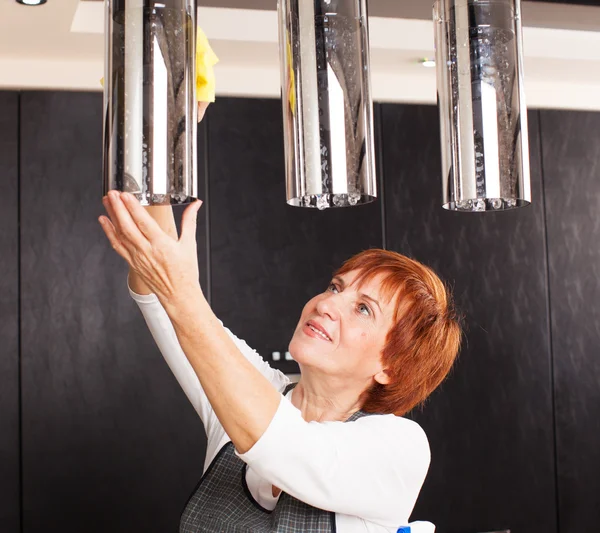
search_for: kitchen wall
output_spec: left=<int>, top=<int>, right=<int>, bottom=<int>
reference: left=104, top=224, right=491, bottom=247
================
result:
left=0, top=91, right=598, bottom=533
left=0, top=91, right=19, bottom=533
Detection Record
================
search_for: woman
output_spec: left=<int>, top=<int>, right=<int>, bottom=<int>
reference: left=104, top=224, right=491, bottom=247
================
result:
left=99, top=193, right=461, bottom=532
left=99, top=138, right=461, bottom=533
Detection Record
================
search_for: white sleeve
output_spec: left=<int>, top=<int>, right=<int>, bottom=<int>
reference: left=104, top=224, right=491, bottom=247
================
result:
left=236, top=396, right=431, bottom=527
left=127, top=278, right=290, bottom=435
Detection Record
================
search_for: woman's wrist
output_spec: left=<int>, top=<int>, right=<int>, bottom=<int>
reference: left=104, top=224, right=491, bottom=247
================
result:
left=162, top=285, right=210, bottom=328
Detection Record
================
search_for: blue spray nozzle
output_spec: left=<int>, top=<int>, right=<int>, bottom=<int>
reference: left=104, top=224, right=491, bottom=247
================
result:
left=397, top=528, right=411, bottom=533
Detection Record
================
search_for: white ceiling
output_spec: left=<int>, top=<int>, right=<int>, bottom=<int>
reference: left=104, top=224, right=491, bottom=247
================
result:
left=2, top=0, right=600, bottom=110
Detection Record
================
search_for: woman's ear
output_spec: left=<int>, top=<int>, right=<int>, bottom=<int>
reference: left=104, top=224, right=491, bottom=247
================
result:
left=374, top=369, right=391, bottom=385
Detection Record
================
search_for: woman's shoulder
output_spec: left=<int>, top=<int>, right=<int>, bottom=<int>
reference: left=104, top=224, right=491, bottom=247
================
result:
left=337, top=413, right=432, bottom=497
left=358, top=411, right=427, bottom=432
left=354, top=413, right=431, bottom=460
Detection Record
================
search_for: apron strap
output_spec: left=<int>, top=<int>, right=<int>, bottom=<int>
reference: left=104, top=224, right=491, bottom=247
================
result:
left=283, top=381, right=298, bottom=396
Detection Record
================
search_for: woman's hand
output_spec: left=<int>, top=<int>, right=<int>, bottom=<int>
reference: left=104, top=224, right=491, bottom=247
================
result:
left=198, top=101, right=209, bottom=122
left=99, top=191, right=204, bottom=308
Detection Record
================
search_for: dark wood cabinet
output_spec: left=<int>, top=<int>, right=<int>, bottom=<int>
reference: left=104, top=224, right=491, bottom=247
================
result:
left=540, top=109, right=600, bottom=533
left=0, top=91, right=20, bottom=532
left=19, top=92, right=207, bottom=533
left=380, top=104, right=557, bottom=533
left=206, top=97, right=383, bottom=371
left=7, top=92, right=600, bottom=533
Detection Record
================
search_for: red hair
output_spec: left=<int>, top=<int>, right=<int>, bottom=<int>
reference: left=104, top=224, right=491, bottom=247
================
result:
left=334, top=249, right=462, bottom=416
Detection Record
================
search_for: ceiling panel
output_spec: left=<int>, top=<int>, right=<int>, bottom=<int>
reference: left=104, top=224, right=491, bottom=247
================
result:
left=528, top=0, right=600, bottom=4
left=4, top=0, right=600, bottom=109
left=81, top=0, right=600, bottom=17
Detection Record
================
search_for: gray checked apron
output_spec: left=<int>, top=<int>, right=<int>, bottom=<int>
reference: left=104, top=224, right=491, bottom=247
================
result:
left=180, top=383, right=372, bottom=533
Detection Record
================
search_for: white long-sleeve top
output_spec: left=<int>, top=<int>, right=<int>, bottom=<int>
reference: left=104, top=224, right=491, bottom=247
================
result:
left=129, top=282, right=435, bottom=533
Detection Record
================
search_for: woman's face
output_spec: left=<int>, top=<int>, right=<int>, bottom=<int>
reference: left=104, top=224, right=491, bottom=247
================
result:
left=289, top=270, right=395, bottom=387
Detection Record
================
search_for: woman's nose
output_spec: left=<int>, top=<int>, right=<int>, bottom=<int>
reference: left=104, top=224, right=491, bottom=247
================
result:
left=315, top=294, right=340, bottom=321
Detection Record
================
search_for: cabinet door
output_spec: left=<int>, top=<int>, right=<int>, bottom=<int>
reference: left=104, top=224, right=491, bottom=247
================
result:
left=0, top=91, right=20, bottom=533
left=540, top=109, right=600, bottom=533
left=20, top=91, right=207, bottom=533
left=381, top=104, right=556, bottom=533
left=207, top=97, right=383, bottom=372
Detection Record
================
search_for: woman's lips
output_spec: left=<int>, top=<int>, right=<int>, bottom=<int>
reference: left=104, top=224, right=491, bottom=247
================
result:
left=303, top=321, right=332, bottom=342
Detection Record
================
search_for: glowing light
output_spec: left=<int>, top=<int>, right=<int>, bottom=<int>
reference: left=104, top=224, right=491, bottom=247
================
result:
left=17, top=0, right=47, bottom=5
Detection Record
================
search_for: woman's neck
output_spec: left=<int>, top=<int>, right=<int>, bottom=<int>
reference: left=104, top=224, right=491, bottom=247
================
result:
left=290, top=375, right=366, bottom=422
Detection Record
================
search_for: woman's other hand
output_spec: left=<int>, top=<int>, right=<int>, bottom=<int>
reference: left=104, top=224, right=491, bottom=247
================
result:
left=100, top=192, right=203, bottom=307
left=198, top=101, right=210, bottom=122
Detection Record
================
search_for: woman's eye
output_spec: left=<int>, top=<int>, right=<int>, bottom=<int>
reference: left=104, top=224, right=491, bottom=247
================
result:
left=358, top=303, right=371, bottom=316
left=328, top=283, right=339, bottom=293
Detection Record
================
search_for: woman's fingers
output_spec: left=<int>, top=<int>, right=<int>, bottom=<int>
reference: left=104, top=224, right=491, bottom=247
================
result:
left=104, top=191, right=143, bottom=242
left=104, top=191, right=152, bottom=249
left=98, top=215, right=134, bottom=265
left=102, top=194, right=124, bottom=234
left=119, top=192, right=166, bottom=242
left=180, top=200, right=203, bottom=244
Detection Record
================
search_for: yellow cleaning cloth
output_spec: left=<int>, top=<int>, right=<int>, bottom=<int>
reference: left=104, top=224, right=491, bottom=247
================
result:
left=100, top=26, right=219, bottom=102
left=196, top=26, right=219, bottom=102
left=286, top=33, right=296, bottom=113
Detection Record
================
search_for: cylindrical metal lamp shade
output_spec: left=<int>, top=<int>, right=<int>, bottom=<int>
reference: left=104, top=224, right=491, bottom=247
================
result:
left=103, top=0, right=198, bottom=206
left=278, top=0, right=377, bottom=209
left=434, top=0, right=531, bottom=212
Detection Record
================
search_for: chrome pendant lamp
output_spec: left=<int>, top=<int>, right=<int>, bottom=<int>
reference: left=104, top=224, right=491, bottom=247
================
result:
left=434, top=0, right=531, bottom=212
left=103, top=0, right=198, bottom=206
left=277, top=0, right=377, bottom=209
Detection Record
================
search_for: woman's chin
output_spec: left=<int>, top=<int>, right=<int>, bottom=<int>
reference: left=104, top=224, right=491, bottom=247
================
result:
left=289, top=336, right=314, bottom=365
left=288, top=336, right=305, bottom=363
left=288, top=336, right=329, bottom=371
